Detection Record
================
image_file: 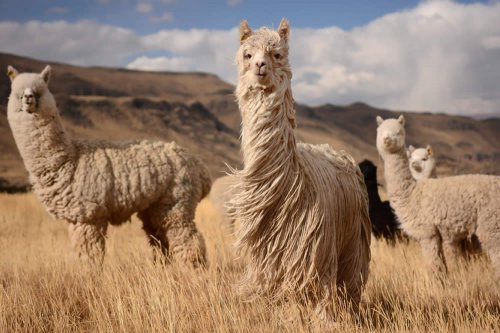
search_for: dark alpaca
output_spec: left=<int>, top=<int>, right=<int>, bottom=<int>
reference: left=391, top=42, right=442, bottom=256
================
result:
left=358, top=159, right=404, bottom=243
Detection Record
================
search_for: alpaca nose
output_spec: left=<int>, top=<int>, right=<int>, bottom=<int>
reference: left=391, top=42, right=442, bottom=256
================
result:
left=256, top=60, right=266, bottom=68
left=412, top=161, right=422, bottom=172
left=383, top=136, right=391, bottom=144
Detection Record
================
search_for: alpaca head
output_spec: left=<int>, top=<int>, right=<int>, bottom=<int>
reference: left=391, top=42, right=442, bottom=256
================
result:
left=7, top=65, right=57, bottom=120
left=376, top=115, right=406, bottom=156
left=407, top=144, right=436, bottom=180
left=236, top=18, right=291, bottom=92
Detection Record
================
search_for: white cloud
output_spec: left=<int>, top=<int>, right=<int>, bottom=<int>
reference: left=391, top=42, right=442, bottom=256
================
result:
left=127, top=56, right=192, bottom=71
left=288, top=0, right=500, bottom=115
left=1, top=0, right=500, bottom=116
left=150, top=12, right=174, bottom=23
left=136, top=2, right=153, bottom=13
left=0, top=20, right=146, bottom=66
left=133, top=28, right=239, bottom=81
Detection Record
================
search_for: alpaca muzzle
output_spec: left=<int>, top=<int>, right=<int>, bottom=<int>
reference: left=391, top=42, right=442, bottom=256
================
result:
left=412, top=161, right=422, bottom=172
left=21, top=88, right=37, bottom=114
left=383, top=136, right=393, bottom=146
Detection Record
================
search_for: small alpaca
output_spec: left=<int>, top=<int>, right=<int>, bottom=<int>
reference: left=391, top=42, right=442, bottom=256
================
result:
left=407, top=145, right=437, bottom=180
left=228, top=19, right=371, bottom=317
left=6, top=65, right=210, bottom=267
left=376, top=115, right=500, bottom=279
left=208, top=175, right=239, bottom=231
left=358, top=160, right=403, bottom=244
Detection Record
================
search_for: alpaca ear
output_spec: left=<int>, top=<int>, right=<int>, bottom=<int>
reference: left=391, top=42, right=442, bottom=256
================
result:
left=239, top=20, right=252, bottom=44
left=398, top=115, right=405, bottom=125
left=7, top=65, right=18, bottom=82
left=376, top=116, right=384, bottom=126
left=426, top=144, right=433, bottom=156
left=407, top=145, right=415, bottom=157
left=278, top=18, right=290, bottom=42
left=41, top=65, right=51, bottom=84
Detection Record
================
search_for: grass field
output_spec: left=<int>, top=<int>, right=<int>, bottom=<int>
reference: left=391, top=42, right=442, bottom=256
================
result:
left=0, top=193, right=498, bottom=332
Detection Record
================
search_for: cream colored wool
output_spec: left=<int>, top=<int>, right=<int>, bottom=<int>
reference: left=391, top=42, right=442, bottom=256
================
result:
left=407, top=145, right=482, bottom=259
left=407, top=145, right=437, bottom=180
left=228, top=19, right=371, bottom=316
left=6, top=65, right=210, bottom=267
left=208, top=175, right=239, bottom=230
left=376, top=116, right=500, bottom=280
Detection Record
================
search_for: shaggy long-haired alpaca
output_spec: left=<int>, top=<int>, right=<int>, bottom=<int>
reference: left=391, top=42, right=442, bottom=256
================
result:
left=228, top=19, right=371, bottom=318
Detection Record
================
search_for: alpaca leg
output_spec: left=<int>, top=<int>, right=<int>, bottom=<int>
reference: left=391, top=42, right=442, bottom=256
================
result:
left=314, top=281, right=336, bottom=322
left=138, top=211, right=171, bottom=263
left=337, top=264, right=366, bottom=317
left=457, top=234, right=482, bottom=260
left=139, top=190, right=207, bottom=268
left=164, top=204, right=207, bottom=268
left=419, top=234, right=447, bottom=277
left=67, top=221, right=107, bottom=266
left=476, top=227, right=500, bottom=283
left=442, top=238, right=461, bottom=268
left=487, top=242, right=500, bottom=283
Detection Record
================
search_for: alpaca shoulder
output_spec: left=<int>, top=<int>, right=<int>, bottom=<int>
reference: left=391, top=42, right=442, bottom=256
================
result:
left=297, top=142, right=358, bottom=172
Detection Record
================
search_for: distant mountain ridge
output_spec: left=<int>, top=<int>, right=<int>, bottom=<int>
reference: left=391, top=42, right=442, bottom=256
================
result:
left=0, top=52, right=498, bottom=190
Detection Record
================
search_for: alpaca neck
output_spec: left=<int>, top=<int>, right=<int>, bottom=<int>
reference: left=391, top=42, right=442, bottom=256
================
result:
left=238, top=83, right=298, bottom=182
left=383, top=148, right=416, bottom=211
left=10, top=107, right=75, bottom=186
left=430, top=167, right=437, bottom=178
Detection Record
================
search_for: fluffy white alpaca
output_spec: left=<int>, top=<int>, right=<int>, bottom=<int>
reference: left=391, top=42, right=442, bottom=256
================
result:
left=407, top=145, right=437, bottom=180
left=7, top=65, right=210, bottom=267
left=228, top=19, right=371, bottom=317
left=407, top=145, right=484, bottom=258
left=376, top=115, right=500, bottom=279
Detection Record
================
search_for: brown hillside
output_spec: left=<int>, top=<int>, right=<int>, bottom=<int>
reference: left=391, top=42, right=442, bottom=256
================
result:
left=0, top=53, right=498, bottom=189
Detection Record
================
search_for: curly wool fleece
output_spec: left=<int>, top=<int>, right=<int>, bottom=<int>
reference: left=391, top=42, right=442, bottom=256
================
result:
left=7, top=65, right=211, bottom=267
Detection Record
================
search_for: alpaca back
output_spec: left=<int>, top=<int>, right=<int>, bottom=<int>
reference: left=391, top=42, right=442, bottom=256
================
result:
left=300, top=143, right=371, bottom=294
left=41, top=139, right=211, bottom=225
left=397, top=174, right=499, bottom=239
left=38, top=139, right=176, bottom=224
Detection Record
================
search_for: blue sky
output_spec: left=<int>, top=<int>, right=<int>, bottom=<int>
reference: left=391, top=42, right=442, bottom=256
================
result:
left=1, top=0, right=499, bottom=116
left=0, top=0, right=486, bottom=32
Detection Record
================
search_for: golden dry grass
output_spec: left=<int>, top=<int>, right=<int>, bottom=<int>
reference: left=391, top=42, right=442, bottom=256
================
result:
left=0, top=193, right=498, bottom=332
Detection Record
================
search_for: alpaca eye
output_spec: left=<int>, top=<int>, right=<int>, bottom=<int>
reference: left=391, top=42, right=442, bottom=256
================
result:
left=422, top=157, right=428, bottom=161
left=274, top=53, right=281, bottom=60
left=245, top=53, right=252, bottom=59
